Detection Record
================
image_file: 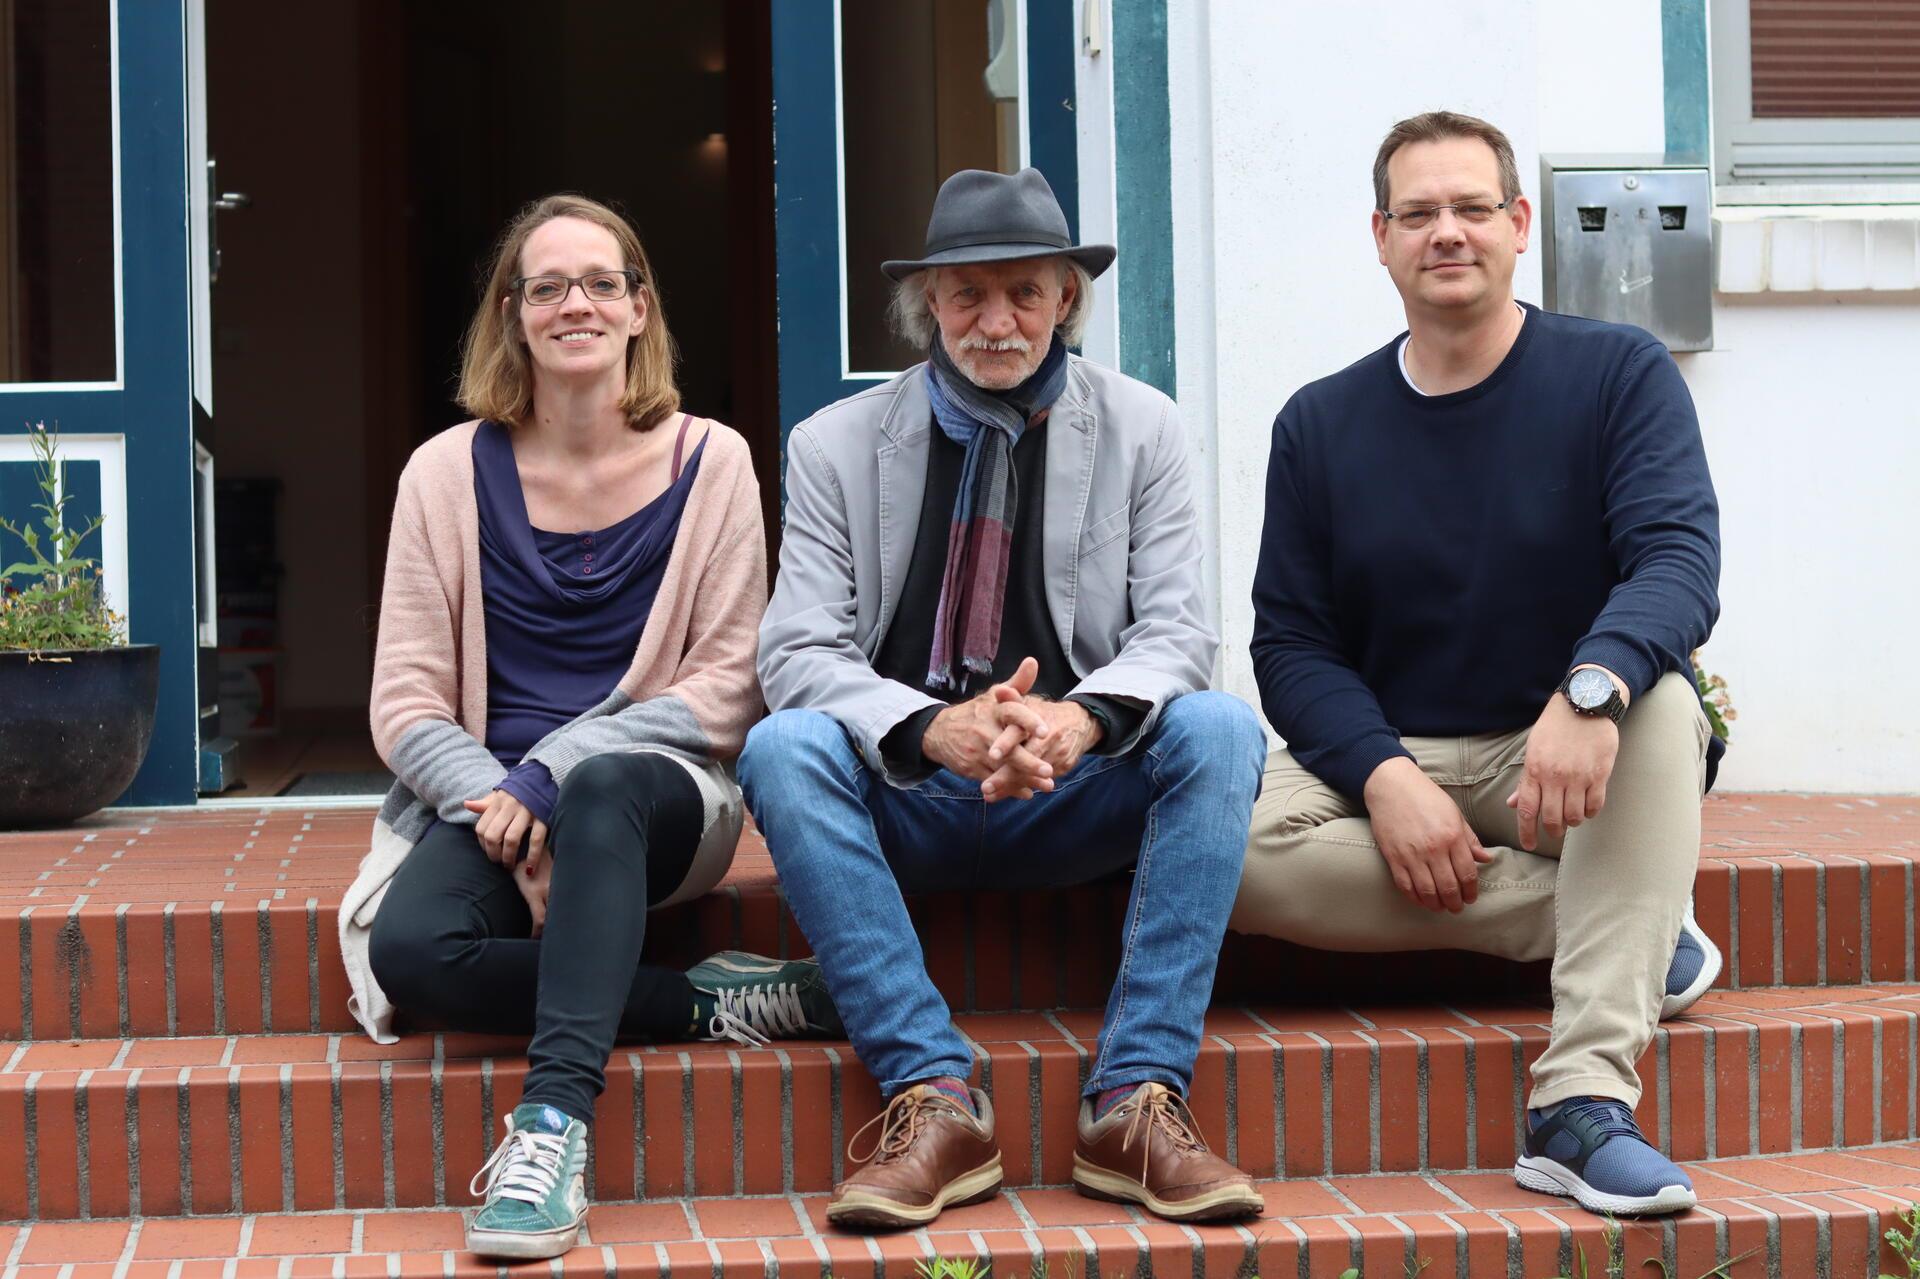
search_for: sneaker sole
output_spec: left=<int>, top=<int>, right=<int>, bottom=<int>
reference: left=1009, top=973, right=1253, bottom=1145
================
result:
left=1660, top=921, right=1724, bottom=1021
left=826, top=1157, right=1004, bottom=1231
left=1071, top=1154, right=1264, bottom=1222
left=465, top=1215, right=585, bottom=1261
left=1514, top=1154, right=1696, bottom=1216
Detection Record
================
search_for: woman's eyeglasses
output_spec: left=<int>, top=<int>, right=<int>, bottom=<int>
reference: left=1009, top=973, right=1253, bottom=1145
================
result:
left=510, top=270, right=643, bottom=306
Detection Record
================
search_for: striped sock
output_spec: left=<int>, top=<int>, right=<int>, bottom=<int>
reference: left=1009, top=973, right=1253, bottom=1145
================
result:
left=1093, top=1084, right=1139, bottom=1120
left=918, top=1076, right=976, bottom=1115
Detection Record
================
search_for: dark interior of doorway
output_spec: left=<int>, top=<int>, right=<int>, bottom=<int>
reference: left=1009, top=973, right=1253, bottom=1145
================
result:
left=203, top=0, right=777, bottom=798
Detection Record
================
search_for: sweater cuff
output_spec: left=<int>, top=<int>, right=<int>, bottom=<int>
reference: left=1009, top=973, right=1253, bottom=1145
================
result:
left=1324, top=733, right=1416, bottom=804
left=496, top=761, right=559, bottom=826
left=1065, top=694, right=1146, bottom=756
left=881, top=705, right=945, bottom=773
left=1569, top=638, right=1660, bottom=703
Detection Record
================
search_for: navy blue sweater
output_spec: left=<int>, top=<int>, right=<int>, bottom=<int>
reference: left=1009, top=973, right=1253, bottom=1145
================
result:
left=1250, top=305, right=1720, bottom=800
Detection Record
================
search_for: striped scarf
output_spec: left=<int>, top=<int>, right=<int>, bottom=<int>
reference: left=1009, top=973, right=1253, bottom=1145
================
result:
left=923, top=335, right=1069, bottom=692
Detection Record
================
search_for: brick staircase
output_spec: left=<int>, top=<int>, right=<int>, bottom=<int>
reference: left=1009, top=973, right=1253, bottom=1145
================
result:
left=2, top=795, right=1917, bottom=1276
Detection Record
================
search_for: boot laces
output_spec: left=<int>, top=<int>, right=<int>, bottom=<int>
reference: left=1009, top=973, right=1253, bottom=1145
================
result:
left=1118, top=1087, right=1209, bottom=1187
left=846, top=1088, right=962, bottom=1166
left=708, top=982, right=809, bottom=1042
left=470, top=1122, right=568, bottom=1206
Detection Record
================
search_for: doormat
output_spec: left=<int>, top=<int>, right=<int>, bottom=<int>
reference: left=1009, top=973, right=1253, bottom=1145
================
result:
left=277, top=770, right=393, bottom=797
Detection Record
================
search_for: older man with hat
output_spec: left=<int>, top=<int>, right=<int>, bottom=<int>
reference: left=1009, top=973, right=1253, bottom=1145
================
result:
left=738, top=168, right=1265, bottom=1229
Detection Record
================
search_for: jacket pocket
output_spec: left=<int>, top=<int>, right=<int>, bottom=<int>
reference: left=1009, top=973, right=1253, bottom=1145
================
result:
left=1079, top=502, right=1131, bottom=557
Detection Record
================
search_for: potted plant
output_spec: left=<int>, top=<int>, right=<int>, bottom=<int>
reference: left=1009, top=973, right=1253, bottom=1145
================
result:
left=0, top=422, right=159, bottom=827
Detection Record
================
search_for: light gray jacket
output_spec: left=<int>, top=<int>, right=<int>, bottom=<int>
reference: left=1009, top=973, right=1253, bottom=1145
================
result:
left=759, top=354, right=1216, bottom=782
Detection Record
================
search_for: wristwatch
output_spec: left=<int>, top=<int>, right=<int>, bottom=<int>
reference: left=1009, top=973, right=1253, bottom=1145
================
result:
left=1558, top=668, right=1627, bottom=724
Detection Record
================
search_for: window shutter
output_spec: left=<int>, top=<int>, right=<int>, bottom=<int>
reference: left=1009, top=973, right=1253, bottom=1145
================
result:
left=1750, top=0, right=1920, bottom=119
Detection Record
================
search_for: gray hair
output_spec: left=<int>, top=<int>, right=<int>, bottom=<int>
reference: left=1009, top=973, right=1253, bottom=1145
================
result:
left=888, top=257, right=1095, bottom=351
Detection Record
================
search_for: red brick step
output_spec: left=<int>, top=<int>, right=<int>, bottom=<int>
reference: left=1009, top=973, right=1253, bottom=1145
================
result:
left=4, top=795, right=1916, bottom=1042
left=5, top=1143, right=1920, bottom=1277
left=4, top=989, right=1915, bottom=1224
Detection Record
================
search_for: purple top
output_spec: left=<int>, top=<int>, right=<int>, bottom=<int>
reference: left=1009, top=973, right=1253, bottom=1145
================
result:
left=472, top=417, right=705, bottom=822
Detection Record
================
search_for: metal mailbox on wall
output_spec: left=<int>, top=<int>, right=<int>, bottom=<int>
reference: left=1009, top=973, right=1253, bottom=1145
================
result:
left=1540, top=155, right=1713, bottom=352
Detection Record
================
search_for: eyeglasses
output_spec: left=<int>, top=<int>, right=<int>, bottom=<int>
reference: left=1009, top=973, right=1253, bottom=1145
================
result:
left=510, top=269, right=643, bottom=306
left=1380, top=200, right=1513, bottom=231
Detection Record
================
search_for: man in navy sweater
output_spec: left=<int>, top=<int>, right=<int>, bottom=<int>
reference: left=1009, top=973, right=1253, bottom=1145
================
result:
left=1234, top=111, right=1723, bottom=1216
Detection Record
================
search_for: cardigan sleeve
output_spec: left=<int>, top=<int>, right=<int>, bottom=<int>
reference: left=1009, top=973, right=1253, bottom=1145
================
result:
left=525, top=444, right=768, bottom=780
left=368, top=459, right=506, bottom=820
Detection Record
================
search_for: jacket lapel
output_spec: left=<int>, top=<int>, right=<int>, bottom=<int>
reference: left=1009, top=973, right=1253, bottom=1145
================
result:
left=875, top=367, right=932, bottom=643
left=1042, top=359, right=1096, bottom=666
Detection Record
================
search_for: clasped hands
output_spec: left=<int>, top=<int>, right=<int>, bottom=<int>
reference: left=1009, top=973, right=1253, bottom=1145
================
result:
left=1363, top=672, right=1624, bottom=914
left=463, top=790, right=552, bottom=936
left=920, top=656, right=1102, bottom=802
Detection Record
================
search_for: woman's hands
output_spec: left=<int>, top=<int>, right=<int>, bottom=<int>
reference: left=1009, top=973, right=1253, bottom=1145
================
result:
left=464, top=790, right=552, bottom=935
left=463, top=790, right=549, bottom=872
left=513, top=853, right=553, bottom=937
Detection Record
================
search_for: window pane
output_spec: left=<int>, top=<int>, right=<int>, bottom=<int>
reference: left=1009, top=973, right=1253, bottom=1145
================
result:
left=0, top=1, right=115, bottom=383
left=841, top=0, right=1020, bottom=374
left=1750, top=0, right=1920, bottom=119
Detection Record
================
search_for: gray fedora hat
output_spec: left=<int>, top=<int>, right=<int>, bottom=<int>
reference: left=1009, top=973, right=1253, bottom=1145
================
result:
left=881, top=167, right=1116, bottom=281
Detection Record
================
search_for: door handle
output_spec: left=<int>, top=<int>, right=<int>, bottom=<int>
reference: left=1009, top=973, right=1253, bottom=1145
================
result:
left=206, top=157, right=249, bottom=283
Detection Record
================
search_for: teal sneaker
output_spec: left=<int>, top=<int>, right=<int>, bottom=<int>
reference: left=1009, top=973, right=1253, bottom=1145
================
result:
left=687, top=950, right=845, bottom=1043
left=465, top=1102, right=588, bottom=1260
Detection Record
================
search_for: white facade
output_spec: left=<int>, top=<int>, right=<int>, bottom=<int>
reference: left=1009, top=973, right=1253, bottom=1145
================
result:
left=1079, top=0, right=1920, bottom=793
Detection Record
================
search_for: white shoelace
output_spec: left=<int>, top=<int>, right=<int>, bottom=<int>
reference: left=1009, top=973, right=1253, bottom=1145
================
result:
left=706, top=982, right=809, bottom=1044
left=469, top=1124, right=568, bottom=1206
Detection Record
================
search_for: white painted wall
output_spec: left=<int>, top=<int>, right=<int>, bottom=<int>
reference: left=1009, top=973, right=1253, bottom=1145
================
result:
left=1680, top=296, right=1920, bottom=791
left=1073, top=0, right=1920, bottom=791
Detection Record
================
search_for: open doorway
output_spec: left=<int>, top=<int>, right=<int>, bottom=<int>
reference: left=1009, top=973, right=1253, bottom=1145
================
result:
left=201, top=0, right=777, bottom=799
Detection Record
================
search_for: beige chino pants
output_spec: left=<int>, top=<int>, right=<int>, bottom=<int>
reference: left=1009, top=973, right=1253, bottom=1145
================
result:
left=1230, top=672, right=1711, bottom=1109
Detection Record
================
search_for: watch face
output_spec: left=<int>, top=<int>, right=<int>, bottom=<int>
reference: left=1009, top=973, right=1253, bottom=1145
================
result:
left=1568, top=668, right=1614, bottom=709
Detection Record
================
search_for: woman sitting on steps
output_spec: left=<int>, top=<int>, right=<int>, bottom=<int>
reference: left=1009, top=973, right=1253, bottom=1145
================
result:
left=337, top=193, right=841, bottom=1262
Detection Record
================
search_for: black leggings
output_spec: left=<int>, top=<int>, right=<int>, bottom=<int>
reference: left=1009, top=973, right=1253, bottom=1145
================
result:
left=368, top=752, right=705, bottom=1125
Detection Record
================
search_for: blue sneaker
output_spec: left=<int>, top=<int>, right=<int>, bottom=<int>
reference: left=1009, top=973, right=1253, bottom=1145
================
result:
left=1516, top=1097, right=1695, bottom=1215
left=1661, top=902, right=1722, bottom=1020
left=466, top=1103, right=589, bottom=1259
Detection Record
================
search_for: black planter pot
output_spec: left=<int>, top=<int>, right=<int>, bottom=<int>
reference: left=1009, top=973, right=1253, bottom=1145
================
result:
left=0, top=645, right=160, bottom=828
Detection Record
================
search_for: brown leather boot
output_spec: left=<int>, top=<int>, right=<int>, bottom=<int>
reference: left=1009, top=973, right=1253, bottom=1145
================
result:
left=1072, top=1082, right=1262, bottom=1221
left=826, top=1084, right=1003, bottom=1231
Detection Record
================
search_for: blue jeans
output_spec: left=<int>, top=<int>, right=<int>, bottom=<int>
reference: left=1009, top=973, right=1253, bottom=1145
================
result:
left=738, top=691, right=1265, bottom=1099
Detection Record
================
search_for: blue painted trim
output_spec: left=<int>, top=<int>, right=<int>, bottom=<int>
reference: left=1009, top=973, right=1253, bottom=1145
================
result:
left=1111, top=0, right=1176, bottom=396
left=62, top=461, right=104, bottom=541
left=1662, top=0, right=1710, bottom=163
left=1027, top=0, right=1079, bottom=245
left=1, top=3, right=201, bottom=804
left=772, top=1, right=1083, bottom=456
left=771, top=2, right=864, bottom=467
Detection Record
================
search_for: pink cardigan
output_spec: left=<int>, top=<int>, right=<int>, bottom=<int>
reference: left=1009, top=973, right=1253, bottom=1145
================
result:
left=340, top=417, right=766, bottom=1041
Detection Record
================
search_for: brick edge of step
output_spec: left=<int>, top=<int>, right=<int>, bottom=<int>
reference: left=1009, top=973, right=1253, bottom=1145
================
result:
left=11, top=850, right=1919, bottom=1043
left=5, top=1171, right=1920, bottom=1278
left=4, top=993, right=1917, bottom=1221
